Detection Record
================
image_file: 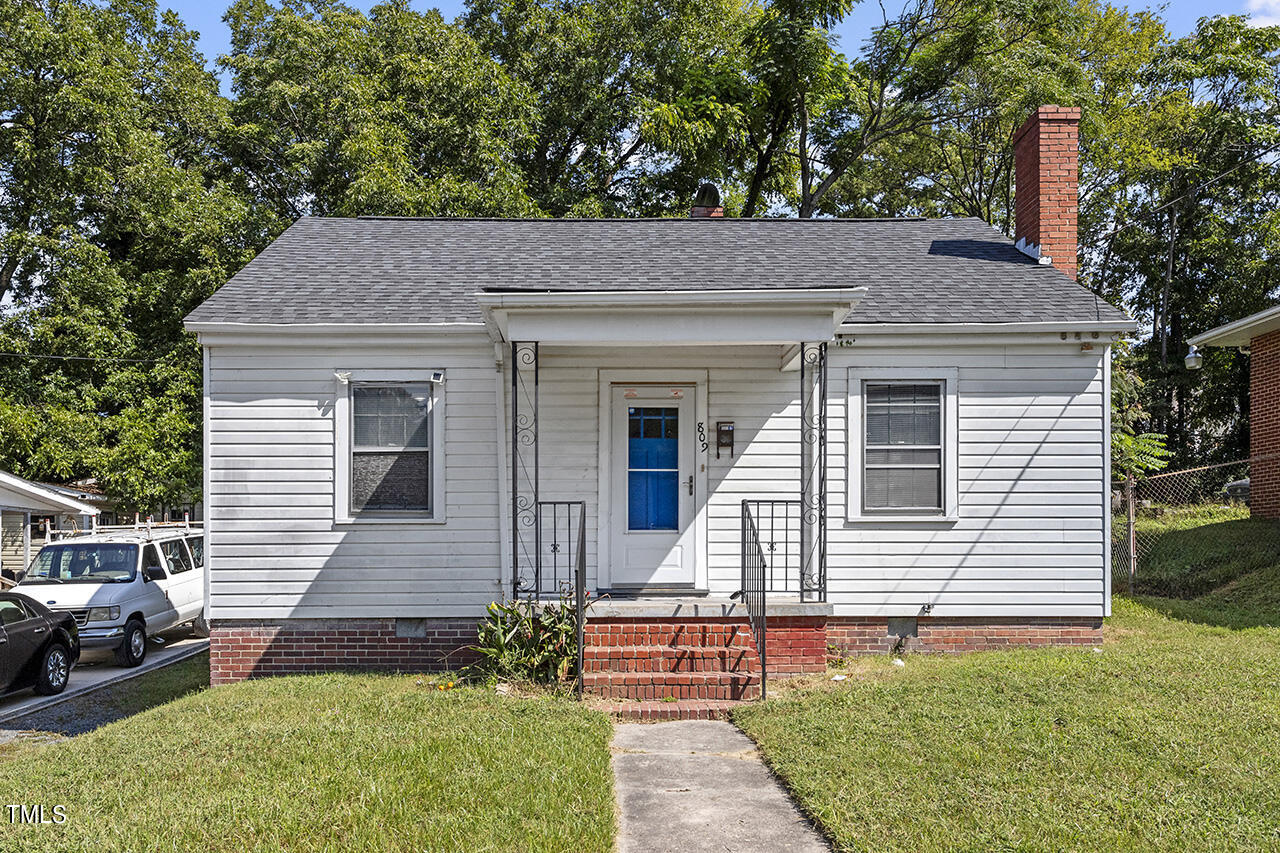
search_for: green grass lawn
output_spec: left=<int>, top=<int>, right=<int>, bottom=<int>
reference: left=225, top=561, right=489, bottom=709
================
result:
left=735, top=598, right=1280, bottom=852
left=1114, top=502, right=1280, bottom=628
left=0, top=673, right=615, bottom=853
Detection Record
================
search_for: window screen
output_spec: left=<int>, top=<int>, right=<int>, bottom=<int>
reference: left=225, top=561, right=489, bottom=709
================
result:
left=352, top=384, right=432, bottom=513
left=864, top=382, right=942, bottom=511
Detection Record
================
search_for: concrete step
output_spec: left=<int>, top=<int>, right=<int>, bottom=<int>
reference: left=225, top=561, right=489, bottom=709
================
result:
left=582, top=645, right=758, bottom=674
left=593, top=699, right=749, bottom=721
left=581, top=671, right=760, bottom=701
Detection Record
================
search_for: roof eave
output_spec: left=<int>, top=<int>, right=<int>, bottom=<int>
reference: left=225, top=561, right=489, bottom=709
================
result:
left=1188, top=305, right=1280, bottom=348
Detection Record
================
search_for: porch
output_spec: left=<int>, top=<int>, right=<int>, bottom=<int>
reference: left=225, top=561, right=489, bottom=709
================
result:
left=480, top=287, right=865, bottom=604
left=480, top=288, right=863, bottom=707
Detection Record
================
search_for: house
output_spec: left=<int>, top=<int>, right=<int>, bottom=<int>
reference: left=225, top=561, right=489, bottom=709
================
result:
left=185, top=105, right=1134, bottom=699
left=0, top=470, right=100, bottom=587
left=1188, top=307, right=1280, bottom=519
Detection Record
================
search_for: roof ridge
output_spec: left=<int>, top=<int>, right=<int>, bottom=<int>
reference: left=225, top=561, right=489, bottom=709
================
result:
left=343, top=215, right=932, bottom=224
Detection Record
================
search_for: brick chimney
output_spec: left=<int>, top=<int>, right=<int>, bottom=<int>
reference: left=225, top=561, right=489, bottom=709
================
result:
left=690, top=182, right=724, bottom=218
left=1012, top=105, right=1080, bottom=280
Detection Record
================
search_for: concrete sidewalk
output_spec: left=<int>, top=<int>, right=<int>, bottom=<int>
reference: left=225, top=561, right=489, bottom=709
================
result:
left=611, top=720, right=830, bottom=853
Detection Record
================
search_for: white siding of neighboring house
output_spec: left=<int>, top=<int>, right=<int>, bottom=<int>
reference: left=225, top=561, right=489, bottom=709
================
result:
left=203, top=330, right=1110, bottom=621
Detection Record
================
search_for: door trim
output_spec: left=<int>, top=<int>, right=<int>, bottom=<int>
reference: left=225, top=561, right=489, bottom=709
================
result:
left=597, top=369, right=709, bottom=591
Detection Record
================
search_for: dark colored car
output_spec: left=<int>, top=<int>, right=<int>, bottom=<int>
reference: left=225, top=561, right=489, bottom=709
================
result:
left=0, top=592, right=80, bottom=696
left=1224, top=478, right=1250, bottom=503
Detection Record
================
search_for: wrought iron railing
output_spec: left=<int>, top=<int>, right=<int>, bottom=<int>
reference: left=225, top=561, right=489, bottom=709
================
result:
left=533, top=500, right=587, bottom=697
left=738, top=500, right=770, bottom=700
left=742, top=499, right=802, bottom=593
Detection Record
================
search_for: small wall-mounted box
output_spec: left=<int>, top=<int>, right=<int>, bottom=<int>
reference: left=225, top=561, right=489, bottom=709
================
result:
left=716, top=421, right=734, bottom=458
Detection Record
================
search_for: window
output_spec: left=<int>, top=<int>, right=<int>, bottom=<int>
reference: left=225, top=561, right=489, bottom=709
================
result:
left=23, top=544, right=138, bottom=583
left=627, top=407, right=679, bottom=530
left=863, top=383, right=943, bottom=512
left=159, top=539, right=194, bottom=575
left=186, top=536, right=204, bottom=569
left=0, top=598, right=32, bottom=625
left=334, top=372, right=444, bottom=524
left=351, top=383, right=433, bottom=515
left=847, top=369, right=957, bottom=521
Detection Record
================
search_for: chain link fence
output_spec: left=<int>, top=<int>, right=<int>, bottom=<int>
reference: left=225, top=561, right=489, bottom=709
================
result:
left=1112, top=456, right=1280, bottom=599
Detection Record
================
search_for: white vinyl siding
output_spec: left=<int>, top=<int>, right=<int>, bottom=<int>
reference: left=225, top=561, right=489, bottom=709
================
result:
left=202, top=332, right=1109, bottom=622
left=204, top=337, right=498, bottom=619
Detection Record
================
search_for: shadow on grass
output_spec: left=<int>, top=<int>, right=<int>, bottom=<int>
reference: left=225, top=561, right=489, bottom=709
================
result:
left=1124, top=594, right=1280, bottom=631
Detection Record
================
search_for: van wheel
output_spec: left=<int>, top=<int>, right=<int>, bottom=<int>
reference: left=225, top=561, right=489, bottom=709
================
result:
left=115, top=620, right=147, bottom=667
left=192, top=614, right=210, bottom=638
left=34, top=643, right=71, bottom=695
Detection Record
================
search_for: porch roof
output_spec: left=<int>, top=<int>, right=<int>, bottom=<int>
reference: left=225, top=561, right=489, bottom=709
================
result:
left=476, top=287, right=866, bottom=346
left=184, top=216, right=1131, bottom=330
left=0, top=470, right=100, bottom=516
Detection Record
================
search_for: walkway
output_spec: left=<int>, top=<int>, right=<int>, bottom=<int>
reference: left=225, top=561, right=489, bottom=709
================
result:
left=611, top=720, right=830, bottom=853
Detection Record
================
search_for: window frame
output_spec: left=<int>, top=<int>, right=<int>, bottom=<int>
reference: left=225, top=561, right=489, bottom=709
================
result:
left=846, top=368, right=958, bottom=523
left=333, top=370, right=446, bottom=525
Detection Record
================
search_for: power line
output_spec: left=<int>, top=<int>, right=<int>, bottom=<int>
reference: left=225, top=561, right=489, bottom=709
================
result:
left=1098, top=140, right=1280, bottom=241
left=0, top=351, right=158, bottom=363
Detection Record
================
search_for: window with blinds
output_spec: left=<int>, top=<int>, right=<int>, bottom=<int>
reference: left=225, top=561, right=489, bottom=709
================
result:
left=351, top=384, right=433, bottom=513
left=863, top=382, right=943, bottom=512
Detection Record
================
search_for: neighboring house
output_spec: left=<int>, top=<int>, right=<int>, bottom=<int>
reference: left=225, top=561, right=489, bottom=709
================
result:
left=186, top=105, right=1135, bottom=696
left=0, top=470, right=100, bottom=587
left=1188, top=308, right=1280, bottom=519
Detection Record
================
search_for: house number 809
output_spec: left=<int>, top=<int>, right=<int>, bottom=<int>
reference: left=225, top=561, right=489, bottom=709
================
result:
left=697, top=422, right=707, bottom=453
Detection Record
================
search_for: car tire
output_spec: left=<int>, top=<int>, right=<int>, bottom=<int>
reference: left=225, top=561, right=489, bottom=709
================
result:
left=34, top=643, right=72, bottom=695
left=115, top=619, right=147, bottom=668
left=192, top=613, right=210, bottom=638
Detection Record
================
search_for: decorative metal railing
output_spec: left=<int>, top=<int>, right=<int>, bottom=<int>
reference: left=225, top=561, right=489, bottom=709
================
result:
left=739, top=500, right=769, bottom=700
left=531, top=499, right=587, bottom=697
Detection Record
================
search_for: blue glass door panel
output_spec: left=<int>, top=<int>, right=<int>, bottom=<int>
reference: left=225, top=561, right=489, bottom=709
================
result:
left=627, top=407, right=678, bottom=530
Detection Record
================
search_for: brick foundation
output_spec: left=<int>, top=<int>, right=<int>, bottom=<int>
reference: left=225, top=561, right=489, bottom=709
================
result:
left=827, top=616, right=1103, bottom=657
left=1250, top=329, right=1280, bottom=520
left=209, top=618, right=479, bottom=685
left=208, top=614, right=1103, bottom=688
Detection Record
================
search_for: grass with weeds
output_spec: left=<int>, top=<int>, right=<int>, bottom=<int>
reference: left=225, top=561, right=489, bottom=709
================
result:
left=735, top=597, right=1280, bottom=852
left=0, top=673, right=615, bottom=853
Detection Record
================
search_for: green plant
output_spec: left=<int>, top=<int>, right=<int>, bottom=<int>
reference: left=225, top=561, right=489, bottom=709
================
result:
left=467, top=588, right=581, bottom=684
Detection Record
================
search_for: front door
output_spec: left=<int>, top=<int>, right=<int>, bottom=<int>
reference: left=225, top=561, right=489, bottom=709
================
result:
left=610, top=385, right=696, bottom=587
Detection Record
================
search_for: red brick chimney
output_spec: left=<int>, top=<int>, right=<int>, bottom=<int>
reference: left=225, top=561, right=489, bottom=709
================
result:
left=690, top=182, right=724, bottom=218
left=1012, top=105, right=1080, bottom=280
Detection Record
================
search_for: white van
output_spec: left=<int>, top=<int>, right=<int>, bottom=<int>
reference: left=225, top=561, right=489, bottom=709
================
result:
left=13, top=524, right=206, bottom=667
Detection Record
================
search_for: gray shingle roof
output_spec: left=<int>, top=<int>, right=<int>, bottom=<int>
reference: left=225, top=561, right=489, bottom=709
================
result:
left=184, top=216, right=1129, bottom=326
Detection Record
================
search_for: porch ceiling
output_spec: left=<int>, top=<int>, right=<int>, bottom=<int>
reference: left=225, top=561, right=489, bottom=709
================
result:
left=477, top=288, right=867, bottom=346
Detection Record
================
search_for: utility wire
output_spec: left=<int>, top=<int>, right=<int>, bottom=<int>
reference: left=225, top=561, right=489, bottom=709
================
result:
left=1098, top=140, right=1280, bottom=241
left=0, top=351, right=158, bottom=363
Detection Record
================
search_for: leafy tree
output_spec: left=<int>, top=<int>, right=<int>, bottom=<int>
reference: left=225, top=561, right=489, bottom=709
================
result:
left=463, top=0, right=753, bottom=216
left=223, top=0, right=541, bottom=219
left=0, top=0, right=268, bottom=512
left=1103, top=16, right=1280, bottom=463
left=1111, top=341, right=1171, bottom=477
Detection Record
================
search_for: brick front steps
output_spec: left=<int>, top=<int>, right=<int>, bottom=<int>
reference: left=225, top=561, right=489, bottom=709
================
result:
left=582, top=671, right=760, bottom=701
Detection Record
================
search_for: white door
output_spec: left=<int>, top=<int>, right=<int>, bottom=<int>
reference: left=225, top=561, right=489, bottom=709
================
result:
left=609, top=385, right=697, bottom=587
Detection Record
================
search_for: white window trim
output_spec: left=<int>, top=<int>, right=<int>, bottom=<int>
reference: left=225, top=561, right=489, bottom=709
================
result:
left=846, top=368, right=958, bottom=523
left=334, top=369, right=446, bottom=525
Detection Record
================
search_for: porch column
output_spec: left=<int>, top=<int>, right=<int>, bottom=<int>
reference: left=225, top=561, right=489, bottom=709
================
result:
left=799, top=342, right=828, bottom=602
left=511, top=341, right=539, bottom=594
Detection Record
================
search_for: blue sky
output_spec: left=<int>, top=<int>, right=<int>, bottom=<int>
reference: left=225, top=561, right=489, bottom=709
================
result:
left=167, top=0, right=1273, bottom=74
